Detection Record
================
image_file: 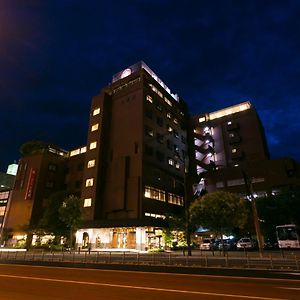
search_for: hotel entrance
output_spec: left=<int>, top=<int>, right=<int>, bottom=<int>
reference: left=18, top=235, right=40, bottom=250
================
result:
left=111, top=228, right=136, bottom=249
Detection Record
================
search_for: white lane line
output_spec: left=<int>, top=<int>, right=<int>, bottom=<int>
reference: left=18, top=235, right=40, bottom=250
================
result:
left=0, top=274, right=287, bottom=300
left=1, top=263, right=300, bottom=283
left=278, top=287, right=300, bottom=290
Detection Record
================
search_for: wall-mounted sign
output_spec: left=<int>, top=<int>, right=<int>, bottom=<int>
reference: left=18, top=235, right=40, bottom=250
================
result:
left=25, top=168, right=37, bottom=200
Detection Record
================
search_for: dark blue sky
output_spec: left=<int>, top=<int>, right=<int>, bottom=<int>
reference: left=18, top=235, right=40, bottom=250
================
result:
left=1, top=0, right=300, bottom=171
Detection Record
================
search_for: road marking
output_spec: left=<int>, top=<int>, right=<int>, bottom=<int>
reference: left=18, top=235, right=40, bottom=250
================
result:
left=278, top=287, right=300, bottom=290
left=1, top=263, right=300, bottom=283
left=0, top=274, right=287, bottom=299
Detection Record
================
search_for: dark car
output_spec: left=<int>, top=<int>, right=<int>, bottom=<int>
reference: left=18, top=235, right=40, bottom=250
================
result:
left=218, top=239, right=237, bottom=251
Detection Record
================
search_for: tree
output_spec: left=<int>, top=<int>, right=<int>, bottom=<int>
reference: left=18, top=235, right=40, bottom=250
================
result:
left=39, top=191, right=69, bottom=239
left=19, top=140, right=48, bottom=157
left=189, top=191, right=248, bottom=254
left=59, top=194, right=82, bottom=249
left=256, top=187, right=300, bottom=242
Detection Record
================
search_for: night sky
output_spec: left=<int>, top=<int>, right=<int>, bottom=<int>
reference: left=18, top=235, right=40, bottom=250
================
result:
left=1, top=0, right=300, bottom=172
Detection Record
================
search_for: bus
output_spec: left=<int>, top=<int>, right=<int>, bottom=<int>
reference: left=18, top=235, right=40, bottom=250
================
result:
left=276, top=224, right=300, bottom=249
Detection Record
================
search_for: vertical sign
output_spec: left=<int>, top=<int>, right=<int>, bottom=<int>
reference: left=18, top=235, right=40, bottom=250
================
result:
left=25, top=168, right=37, bottom=200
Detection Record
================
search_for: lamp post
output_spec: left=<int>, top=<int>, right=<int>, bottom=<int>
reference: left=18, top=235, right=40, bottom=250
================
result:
left=242, top=170, right=264, bottom=258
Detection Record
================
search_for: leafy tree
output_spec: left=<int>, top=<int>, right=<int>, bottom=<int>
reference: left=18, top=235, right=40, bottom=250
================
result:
left=0, top=227, right=12, bottom=246
left=20, top=140, right=47, bottom=157
left=189, top=191, right=249, bottom=253
left=256, top=188, right=300, bottom=242
left=59, top=194, right=82, bottom=249
left=39, top=191, right=69, bottom=238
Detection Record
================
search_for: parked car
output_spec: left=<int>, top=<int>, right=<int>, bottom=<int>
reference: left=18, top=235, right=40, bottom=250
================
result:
left=218, top=239, right=237, bottom=251
left=199, top=238, right=215, bottom=250
left=236, top=237, right=257, bottom=250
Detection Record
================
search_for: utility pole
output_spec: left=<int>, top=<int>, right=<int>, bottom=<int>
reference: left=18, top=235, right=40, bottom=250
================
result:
left=242, top=170, right=264, bottom=258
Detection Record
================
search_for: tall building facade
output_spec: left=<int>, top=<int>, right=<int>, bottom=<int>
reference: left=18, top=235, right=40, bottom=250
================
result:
left=190, top=102, right=299, bottom=197
left=77, top=62, right=187, bottom=250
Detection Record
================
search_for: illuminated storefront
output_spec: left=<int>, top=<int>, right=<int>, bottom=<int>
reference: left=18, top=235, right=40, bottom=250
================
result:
left=76, top=227, right=164, bottom=251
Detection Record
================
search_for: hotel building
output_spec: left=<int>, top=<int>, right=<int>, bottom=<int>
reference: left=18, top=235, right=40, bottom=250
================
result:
left=76, top=62, right=187, bottom=250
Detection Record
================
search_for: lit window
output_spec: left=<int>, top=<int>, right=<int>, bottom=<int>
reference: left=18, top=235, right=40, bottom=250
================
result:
left=93, top=108, right=100, bottom=116
left=227, top=121, right=232, bottom=125
left=146, top=95, right=153, bottom=103
left=0, top=206, right=6, bottom=216
left=168, top=158, right=174, bottom=166
left=144, top=186, right=166, bottom=202
left=204, top=127, right=210, bottom=133
left=164, top=97, right=172, bottom=106
left=0, top=192, right=9, bottom=200
left=91, top=123, right=99, bottom=132
left=70, top=149, right=80, bottom=156
left=85, top=178, right=94, bottom=187
left=168, top=193, right=183, bottom=206
left=199, top=117, right=206, bottom=123
left=167, top=126, right=173, bottom=133
left=173, top=118, right=178, bottom=125
left=232, top=148, right=237, bottom=153
left=83, top=198, right=92, bottom=207
left=144, top=126, right=154, bottom=137
left=167, top=112, right=172, bottom=119
left=87, top=160, right=95, bottom=168
left=175, top=162, right=180, bottom=169
left=89, top=141, right=97, bottom=150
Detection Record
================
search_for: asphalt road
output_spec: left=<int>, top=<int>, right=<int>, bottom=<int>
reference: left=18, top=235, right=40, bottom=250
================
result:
left=0, top=264, right=300, bottom=299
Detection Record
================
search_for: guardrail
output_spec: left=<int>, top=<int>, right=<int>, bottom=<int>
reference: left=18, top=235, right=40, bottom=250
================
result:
left=0, top=250, right=299, bottom=271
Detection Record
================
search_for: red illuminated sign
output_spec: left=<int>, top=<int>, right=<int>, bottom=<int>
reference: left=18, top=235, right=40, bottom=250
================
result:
left=25, top=168, right=37, bottom=200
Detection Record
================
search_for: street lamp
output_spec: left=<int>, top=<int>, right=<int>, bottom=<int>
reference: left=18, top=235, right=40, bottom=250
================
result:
left=242, top=170, right=264, bottom=258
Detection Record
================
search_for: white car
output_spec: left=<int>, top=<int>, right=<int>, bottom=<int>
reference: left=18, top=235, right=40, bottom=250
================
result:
left=200, top=238, right=214, bottom=250
left=236, top=237, right=256, bottom=250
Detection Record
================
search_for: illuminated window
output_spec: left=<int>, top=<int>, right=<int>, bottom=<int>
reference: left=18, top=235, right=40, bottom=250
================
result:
left=175, top=162, right=180, bottom=169
left=173, top=118, right=178, bottom=125
left=166, top=112, right=172, bottom=119
left=199, top=117, right=206, bottom=123
left=89, top=141, right=97, bottom=150
left=164, top=97, right=172, bottom=106
left=91, top=123, right=99, bottom=132
left=227, top=121, right=232, bottom=125
left=93, top=108, right=100, bottom=116
left=144, top=212, right=166, bottom=219
left=146, top=95, right=153, bottom=103
left=144, top=186, right=166, bottom=202
left=168, top=158, right=174, bottom=166
left=0, top=206, right=5, bottom=216
left=70, top=149, right=80, bottom=156
left=0, top=192, right=9, bottom=200
left=83, top=198, right=92, bottom=207
left=144, top=126, right=154, bottom=137
left=85, top=178, right=94, bottom=187
left=168, top=193, right=183, bottom=206
left=87, top=160, right=95, bottom=168
left=167, top=126, right=173, bottom=133
left=231, top=148, right=237, bottom=153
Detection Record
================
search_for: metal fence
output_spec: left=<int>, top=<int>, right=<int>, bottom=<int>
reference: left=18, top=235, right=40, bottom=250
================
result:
left=0, top=250, right=299, bottom=271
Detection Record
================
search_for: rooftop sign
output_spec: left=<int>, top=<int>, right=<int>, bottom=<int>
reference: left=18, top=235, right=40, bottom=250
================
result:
left=112, top=61, right=179, bottom=102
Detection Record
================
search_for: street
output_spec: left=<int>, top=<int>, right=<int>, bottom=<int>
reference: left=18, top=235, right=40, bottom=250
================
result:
left=0, top=264, right=299, bottom=299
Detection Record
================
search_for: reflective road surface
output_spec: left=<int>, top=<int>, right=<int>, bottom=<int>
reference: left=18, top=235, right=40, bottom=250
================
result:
left=0, top=264, right=299, bottom=299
